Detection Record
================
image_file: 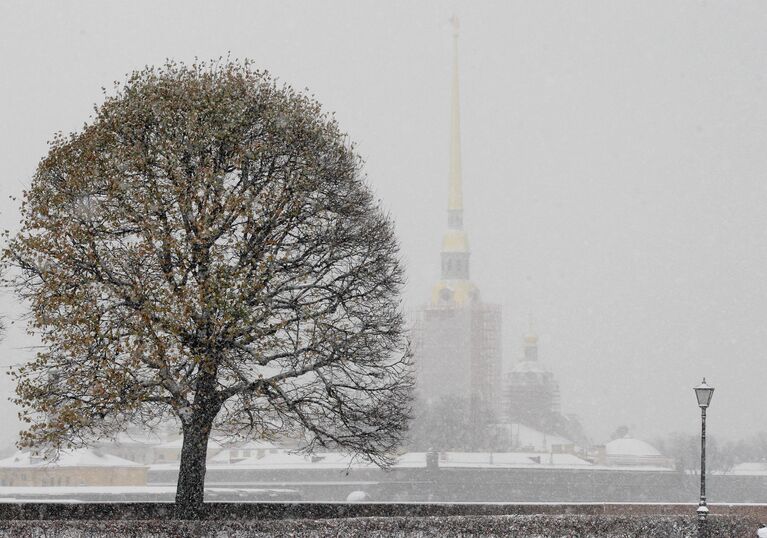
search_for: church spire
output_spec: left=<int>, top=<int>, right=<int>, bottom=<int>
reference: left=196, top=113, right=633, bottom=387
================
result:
left=431, top=15, right=476, bottom=306
left=448, top=15, right=463, bottom=230
left=524, top=313, right=539, bottom=361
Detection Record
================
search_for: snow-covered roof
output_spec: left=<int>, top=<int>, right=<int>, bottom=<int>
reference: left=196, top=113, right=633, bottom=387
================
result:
left=605, top=437, right=661, bottom=457
left=393, top=452, right=428, bottom=468
left=437, top=451, right=591, bottom=468
left=209, top=444, right=281, bottom=463
left=0, top=449, right=145, bottom=469
left=221, top=451, right=592, bottom=471
left=155, top=437, right=224, bottom=449
left=109, top=431, right=165, bottom=446
left=509, top=423, right=574, bottom=451
left=147, top=450, right=674, bottom=473
left=236, top=440, right=281, bottom=450
left=233, top=451, right=373, bottom=469
left=730, top=462, right=767, bottom=476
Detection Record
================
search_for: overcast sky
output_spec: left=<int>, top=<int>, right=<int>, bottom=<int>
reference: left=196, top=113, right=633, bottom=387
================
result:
left=1, top=0, right=767, bottom=448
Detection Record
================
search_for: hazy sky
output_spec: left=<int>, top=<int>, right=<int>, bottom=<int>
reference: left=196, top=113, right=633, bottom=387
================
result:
left=1, top=0, right=767, bottom=448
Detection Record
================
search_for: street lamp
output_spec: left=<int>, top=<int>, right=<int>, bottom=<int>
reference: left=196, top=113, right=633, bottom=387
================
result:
left=694, top=378, right=714, bottom=537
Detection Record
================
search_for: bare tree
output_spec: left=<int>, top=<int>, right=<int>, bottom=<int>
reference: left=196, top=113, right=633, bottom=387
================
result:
left=654, top=432, right=734, bottom=477
left=2, top=60, right=413, bottom=517
left=407, top=396, right=497, bottom=452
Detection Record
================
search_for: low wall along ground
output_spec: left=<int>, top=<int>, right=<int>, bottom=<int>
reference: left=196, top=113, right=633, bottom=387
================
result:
left=0, top=503, right=765, bottom=537
left=0, top=515, right=761, bottom=537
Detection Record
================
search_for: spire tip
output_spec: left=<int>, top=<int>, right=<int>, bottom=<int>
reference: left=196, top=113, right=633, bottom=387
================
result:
left=450, top=15, right=459, bottom=37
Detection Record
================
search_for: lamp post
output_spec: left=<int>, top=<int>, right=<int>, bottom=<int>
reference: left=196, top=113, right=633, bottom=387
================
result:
left=694, top=378, right=714, bottom=538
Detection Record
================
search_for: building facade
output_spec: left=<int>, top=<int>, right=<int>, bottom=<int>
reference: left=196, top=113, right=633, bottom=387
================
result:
left=0, top=449, right=147, bottom=487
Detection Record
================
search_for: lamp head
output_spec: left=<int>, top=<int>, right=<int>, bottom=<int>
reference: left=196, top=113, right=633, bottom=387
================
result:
left=694, top=378, right=714, bottom=408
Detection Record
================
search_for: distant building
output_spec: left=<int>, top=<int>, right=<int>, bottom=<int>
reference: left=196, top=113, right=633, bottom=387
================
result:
left=0, top=449, right=147, bottom=487
left=503, top=326, right=561, bottom=431
left=209, top=441, right=282, bottom=464
left=412, top=17, right=502, bottom=416
left=152, top=437, right=224, bottom=463
left=95, top=422, right=299, bottom=465
left=95, top=430, right=167, bottom=464
left=494, top=423, right=576, bottom=454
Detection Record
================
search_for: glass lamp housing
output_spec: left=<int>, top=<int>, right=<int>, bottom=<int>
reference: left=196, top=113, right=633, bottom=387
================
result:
left=694, top=378, right=714, bottom=408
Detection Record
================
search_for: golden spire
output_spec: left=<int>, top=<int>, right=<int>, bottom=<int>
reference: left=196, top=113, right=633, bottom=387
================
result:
left=431, top=15, right=476, bottom=307
left=448, top=15, right=463, bottom=221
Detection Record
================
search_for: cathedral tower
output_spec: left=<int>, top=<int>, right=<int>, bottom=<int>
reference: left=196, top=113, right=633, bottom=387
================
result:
left=413, top=18, right=502, bottom=418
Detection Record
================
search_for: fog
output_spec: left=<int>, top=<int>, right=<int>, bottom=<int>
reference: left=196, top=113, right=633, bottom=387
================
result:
left=1, top=0, right=767, bottom=453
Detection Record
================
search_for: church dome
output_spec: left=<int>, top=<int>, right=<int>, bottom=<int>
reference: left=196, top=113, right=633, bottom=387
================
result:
left=603, top=436, right=672, bottom=469
left=605, top=437, right=662, bottom=458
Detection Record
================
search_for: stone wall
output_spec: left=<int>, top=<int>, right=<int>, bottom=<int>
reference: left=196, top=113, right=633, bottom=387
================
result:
left=0, top=514, right=760, bottom=538
left=2, top=502, right=767, bottom=520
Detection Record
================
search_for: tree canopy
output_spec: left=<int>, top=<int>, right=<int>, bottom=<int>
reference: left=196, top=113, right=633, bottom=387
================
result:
left=3, top=59, right=413, bottom=515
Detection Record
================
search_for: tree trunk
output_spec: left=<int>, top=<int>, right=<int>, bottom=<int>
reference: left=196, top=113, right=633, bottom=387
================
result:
left=174, top=411, right=216, bottom=518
